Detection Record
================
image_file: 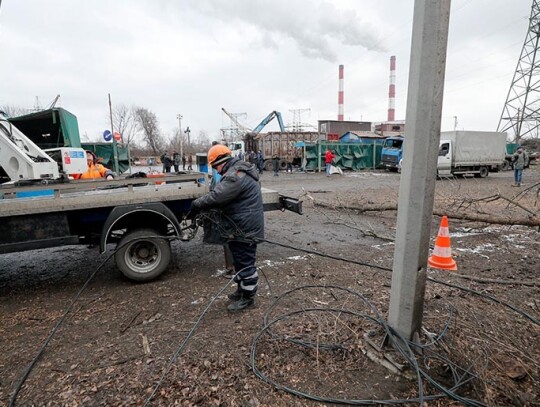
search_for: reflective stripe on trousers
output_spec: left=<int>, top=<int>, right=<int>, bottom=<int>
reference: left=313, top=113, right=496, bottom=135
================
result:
left=228, top=240, right=258, bottom=296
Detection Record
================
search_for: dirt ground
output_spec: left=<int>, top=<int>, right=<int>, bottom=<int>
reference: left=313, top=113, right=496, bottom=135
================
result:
left=1, top=166, right=539, bottom=406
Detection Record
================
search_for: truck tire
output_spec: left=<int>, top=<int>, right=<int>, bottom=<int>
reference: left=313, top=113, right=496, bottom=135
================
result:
left=115, top=229, right=171, bottom=282
left=264, top=160, right=273, bottom=171
left=476, top=166, right=489, bottom=178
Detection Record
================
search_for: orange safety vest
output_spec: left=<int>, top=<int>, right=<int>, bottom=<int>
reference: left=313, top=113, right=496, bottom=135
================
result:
left=74, top=163, right=109, bottom=180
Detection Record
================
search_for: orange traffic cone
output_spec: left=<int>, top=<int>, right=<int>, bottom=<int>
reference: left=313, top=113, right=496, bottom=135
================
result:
left=428, top=216, right=457, bottom=271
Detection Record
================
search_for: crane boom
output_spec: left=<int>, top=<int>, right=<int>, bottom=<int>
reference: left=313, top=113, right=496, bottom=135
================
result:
left=252, top=111, right=286, bottom=133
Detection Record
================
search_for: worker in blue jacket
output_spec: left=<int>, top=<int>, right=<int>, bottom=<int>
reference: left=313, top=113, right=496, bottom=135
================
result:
left=191, top=144, right=264, bottom=312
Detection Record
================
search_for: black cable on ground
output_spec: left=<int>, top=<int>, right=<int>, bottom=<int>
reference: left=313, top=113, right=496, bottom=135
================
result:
left=10, top=210, right=537, bottom=406
left=256, top=237, right=392, bottom=272
left=142, top=268, right=241, bottom=406
left=253, top=237, right=540, bottom=326
left=251, top=285, right=487, bottom=407
left=427, top=276, right=540, bottom=326
left=8, top=233, right=178, bottom=407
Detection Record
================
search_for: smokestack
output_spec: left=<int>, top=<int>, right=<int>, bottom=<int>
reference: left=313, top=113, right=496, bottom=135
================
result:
left=338, top=65, right=344, bottom=121
left=388, top=56, right=396, bottom=122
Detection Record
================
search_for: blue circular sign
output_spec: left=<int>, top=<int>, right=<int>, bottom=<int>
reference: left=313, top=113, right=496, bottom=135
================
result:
left=103, top=130, right=112, bottom=141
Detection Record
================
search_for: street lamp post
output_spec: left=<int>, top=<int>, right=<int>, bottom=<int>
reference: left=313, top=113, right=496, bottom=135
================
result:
left=185, top=126, right=191, bottom=152
left=176, top=114, right=183, bottom=157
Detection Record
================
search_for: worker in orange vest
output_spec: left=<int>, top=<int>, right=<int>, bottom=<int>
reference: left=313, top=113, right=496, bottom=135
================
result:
left=73, top=151, right=114, bottom=180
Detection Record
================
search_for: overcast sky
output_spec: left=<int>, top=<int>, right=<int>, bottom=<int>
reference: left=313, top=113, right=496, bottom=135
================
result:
left=0, top=0, right=533, bottom=144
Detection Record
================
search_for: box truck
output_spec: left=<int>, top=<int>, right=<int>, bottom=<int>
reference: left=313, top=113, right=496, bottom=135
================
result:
left=437, top=131, right=506, bottom=177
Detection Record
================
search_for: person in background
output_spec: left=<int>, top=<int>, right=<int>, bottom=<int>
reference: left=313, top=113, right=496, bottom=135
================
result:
left=187, top=153, right=193, bottom=170
left=256, top=150, right=264, bottom=174
left=173, top=151, right=180, bottom=172
left=512, top=146, right=528, bottom=187
left=182, top=153, right=187, bottom=170
left=285, top=151, right=293, bottom=173
left=74, top=151, right=114, bottom=180
left=272, top=154, right=280, bottom=176
left=191, top=144, right=263, bottom=312
left=324, top=149, right=335, bottom=177
left=161, top=152, right=172, bottom=173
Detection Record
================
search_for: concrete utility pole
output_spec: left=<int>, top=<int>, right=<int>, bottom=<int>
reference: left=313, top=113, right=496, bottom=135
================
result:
left=388, top=0, right=451, bottom=341
left=177, top=114, right=183, bottom=157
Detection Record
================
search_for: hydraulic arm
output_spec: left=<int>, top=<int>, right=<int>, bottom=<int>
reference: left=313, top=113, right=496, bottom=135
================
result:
left=0, top=117, right=59, bottom=182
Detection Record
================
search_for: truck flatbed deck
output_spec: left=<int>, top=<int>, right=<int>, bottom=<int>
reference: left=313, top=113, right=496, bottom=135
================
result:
left=0, top=172, right=294, bottom=281
left=0, top=174, right=280, bottom=217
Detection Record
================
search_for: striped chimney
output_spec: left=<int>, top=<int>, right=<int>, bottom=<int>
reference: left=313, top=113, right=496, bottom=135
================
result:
left=338, top=64, right=344, bottom=121
left=387, top=56, right=396, bottom=122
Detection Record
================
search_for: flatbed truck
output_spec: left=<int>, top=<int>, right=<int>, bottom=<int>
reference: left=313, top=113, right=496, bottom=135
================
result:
left=0, top=173, right=300, bottom=282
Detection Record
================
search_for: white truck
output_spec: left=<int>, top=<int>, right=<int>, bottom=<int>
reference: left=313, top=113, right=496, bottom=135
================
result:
left=437, top=131, right=506, bottom=178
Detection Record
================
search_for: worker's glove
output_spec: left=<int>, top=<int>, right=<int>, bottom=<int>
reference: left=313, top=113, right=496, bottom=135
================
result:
left=191, top=199, right=201, bottom=210
left=106, top=175, right=114, bottom=180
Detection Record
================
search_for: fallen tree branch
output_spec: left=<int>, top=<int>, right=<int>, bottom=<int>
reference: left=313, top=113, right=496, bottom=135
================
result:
left=433, top=210, right=540, bottom=227
left=314, top=201, right=398, bottom=213
left=314, top=201, right=540, bottom=227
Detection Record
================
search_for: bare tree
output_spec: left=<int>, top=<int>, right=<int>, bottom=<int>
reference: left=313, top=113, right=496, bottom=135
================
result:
left=198, top=129, right=210, bottom=149
left=0, top=105, right=31, bottom=118
left=112, top=104, right=140, bottom=145
left=133, top=107, right=164, bottom=155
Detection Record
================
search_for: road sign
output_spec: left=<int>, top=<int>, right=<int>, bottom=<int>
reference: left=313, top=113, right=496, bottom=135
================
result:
left=103, top=130, right=112, bottom=141
left=114, top=131, right=121, bottom=141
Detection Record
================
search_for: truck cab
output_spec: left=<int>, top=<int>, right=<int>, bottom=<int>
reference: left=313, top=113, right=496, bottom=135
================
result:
left=381, top=136, right=404, bottom=171
left=437, top=140, right=452, bottom=176
left=228, top=141, right=245, bottom=158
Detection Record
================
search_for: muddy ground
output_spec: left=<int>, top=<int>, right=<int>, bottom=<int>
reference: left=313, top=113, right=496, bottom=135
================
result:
left=1, top=166, right=539, bottom=406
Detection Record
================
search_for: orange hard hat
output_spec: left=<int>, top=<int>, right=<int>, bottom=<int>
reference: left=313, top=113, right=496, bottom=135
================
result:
left=208, top=144, right=232, bottom=167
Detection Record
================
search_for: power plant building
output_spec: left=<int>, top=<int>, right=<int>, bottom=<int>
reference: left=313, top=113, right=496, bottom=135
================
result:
left=318, top=120, right=372, bottom=140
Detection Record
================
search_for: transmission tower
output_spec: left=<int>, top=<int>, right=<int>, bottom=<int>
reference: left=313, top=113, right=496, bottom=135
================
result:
left=220, top=108, right=249, bottom=142
left=498, top=1, right=540, bottom=142
left=33, top=96, right=42, bottom=112
left=288, top=108, right=311, bottom=132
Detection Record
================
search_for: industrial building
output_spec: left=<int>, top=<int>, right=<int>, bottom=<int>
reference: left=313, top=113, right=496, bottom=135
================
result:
left=318, top=120, right=372, bottom=140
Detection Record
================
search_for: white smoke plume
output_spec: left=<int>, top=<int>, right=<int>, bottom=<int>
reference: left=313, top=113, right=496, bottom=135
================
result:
left=188, top=0, right=386, bottom=62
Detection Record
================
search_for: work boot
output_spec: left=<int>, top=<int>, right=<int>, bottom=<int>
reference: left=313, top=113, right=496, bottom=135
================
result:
left=227, top=296, right=255, bottom=312
left=227, top=289, right=242, bottom=301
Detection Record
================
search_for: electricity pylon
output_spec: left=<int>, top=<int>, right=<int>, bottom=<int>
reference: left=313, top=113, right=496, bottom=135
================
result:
left=289, top=108, right=311, bottom=132
left=498, top=0, right=540, bottom=142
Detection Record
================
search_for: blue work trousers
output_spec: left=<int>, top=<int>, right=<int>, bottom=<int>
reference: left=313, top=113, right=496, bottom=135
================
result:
left=228, top=240, right=258, bottom=297
left=514, top=168, right=523, bottom=184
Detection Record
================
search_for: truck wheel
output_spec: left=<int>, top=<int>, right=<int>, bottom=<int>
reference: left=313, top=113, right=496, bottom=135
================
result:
left=477, top=166, right=489, bottom=178
left=264, top=161, right=273, bottom=171
left=115, top=229, right=171, bottom=282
